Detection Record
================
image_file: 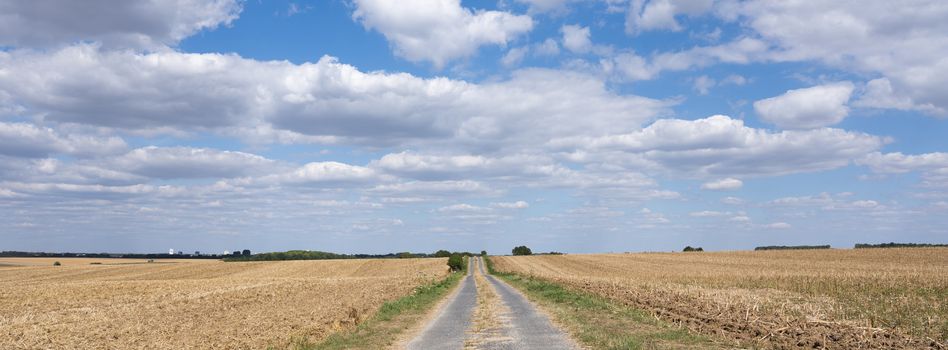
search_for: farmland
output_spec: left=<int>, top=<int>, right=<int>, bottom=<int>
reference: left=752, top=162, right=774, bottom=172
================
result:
left=0, top=258, right=448, bottom=349
left=492, top=248, right=948, bottom=349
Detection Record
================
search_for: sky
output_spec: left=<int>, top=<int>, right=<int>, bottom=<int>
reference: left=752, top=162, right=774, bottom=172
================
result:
left=2, top=0, right=948, bottom=255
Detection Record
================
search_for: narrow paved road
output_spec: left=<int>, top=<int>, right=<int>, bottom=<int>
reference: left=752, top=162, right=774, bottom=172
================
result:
left=406, top=258, right=477, bottom=350
left=407, top=257, right=576, bottom=350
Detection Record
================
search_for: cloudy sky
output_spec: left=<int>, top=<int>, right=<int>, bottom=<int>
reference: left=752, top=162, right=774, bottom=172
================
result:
left=2, top=0, right=947, bottom=254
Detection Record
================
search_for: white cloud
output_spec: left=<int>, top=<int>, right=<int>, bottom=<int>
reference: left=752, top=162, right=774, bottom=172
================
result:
left=729, top=215, right=751, bottom=223
left=732, top=1, right=948, bottom=116
left=265, top=162, right=379, bottom=186
left=371, top=151, right=558, bottom=181
left=701, top=178, right=743, bottom=191
left=0, top=122, right=126, bottom=158
left=689, top=210, right=728, bottom=217
left=0, top=0, right=241, bottom=49
left=0, top=47, right=670, bottom=149
left=535, top=38, right=561, bottom=56
left=437, top=203, right=491, bottom=213
left=692, top=75, right=715, bottom=95
left=501, top=46, right=529, bottom=67
left=111, top=146, right=276, bottom=179
left=491, top=201, right=529, bottom=209
left=753, top=82, right=855, bottom=129
left=764, top=222, right=791, bottom=229
left=858, top=152, right=948, bottom=174
left=721, top=196, right=745, bottom=205
left=552, top=115, right=885, bottom=177
left=351, top=0, right=533, bottom=68
left=625, top=0, right=714, bottom=34
left=561, top=24, right=592, bottom=53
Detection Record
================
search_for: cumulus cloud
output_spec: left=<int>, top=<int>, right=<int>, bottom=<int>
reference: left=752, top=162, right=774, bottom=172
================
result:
left=858, top=152, right=948, bottom=174
left=371, top=151, right=558, bottom=181
left=733, top=1, right=948, bottom=116
left=552, top=115, right=884, bottom=177
left=491, top=201, right=529, bottom=209
left=701, top=178, right=743, bottom=191
left=351, top=0, right=533, bottom=68
left=0, top=122, right=126, bottom=158
left=263, top=162, right=379, bottom=186
left=625, top=0, right=714, bottom=34
left=111, top=146, right=276, bottom=179
left=561, top=24, right=592, bottom=53
left=0, top=0, right=241, bottom=49
left=764, top=222, right=791, bottom=229
left=0, top=47, right=670, bottom=148
left=753, top=82, right=855, bottom=129
left=501, top=46, right=529, bottom=67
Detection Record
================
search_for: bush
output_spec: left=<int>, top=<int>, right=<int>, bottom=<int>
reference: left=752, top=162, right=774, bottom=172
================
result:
left=53, top=261, right=61, bottom=266
left=512, top=246, right=533, bottom=256
left=447, top=254, right=464, bottom=272
left=480, top=250, right=487, bottom=256
left=683, top=246, right=704, bottom=252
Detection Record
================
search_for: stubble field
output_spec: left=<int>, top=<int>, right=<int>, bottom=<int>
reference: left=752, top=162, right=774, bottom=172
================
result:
left=0, top=258, right=448, bottom=349
left=492, top=248, right=948, bottom=349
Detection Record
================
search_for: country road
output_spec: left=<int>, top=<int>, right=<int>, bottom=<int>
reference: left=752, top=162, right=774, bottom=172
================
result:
left=407, top=257, right=576, bottom=350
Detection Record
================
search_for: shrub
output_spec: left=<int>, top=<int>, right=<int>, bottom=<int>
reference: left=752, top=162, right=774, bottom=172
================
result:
left=447, top=254, right=464, bottom=272
left=512, top=246, right=533, bottom=256
left=53, top=261, right=61, bottom=266
left=683, top=246, right=704, bottom=252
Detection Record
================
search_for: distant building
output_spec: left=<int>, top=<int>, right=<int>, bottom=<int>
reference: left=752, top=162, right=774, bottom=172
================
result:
left=194, top=251, right=200, bottom=256
left=169, top=248, right=174, bottom=255
left=223, top=250, right=230, bottom=255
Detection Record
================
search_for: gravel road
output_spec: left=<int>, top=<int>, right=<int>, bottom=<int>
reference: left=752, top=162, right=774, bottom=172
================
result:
left=407, top=257, right=576, bottom=350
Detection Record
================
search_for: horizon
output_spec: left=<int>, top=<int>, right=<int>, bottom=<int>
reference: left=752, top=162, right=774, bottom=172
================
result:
left=3, top=1, right=948, bottom=254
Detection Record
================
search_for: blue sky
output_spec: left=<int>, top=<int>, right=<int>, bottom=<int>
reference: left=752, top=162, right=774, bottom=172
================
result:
left=2, top=0, right=948, bottom=254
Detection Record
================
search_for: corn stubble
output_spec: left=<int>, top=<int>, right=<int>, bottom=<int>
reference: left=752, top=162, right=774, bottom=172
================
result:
left=493, top=248, right=948, bottom=349
left=0, top=258, right=448, bottom=349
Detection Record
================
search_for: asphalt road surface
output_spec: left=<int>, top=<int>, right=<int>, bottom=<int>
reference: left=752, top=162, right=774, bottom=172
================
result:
left=407, top=257, right=576, bottom=350
left=407, top=258, right=477, bottom=350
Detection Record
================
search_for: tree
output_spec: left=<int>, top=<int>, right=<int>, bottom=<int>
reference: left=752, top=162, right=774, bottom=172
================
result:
left=683, top=246, right=703, bottom=252
left=396, top=252, right=415, bottom=259
left=433, top=250, right=452, bottom=258
left=447, top=254, right=464, bottom=271
left=480, top=250, right=487, bottom=256
left=512, top=246, right=532, bottom=256
left=242, top=249, right=251, bottom=256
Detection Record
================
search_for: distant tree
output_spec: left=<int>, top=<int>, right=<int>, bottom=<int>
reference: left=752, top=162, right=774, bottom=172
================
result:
left=480, top=250, right=487, bottom=256
left=396, top=252, right=415, bottom=259
left=512, top=246, right=532, bottom=256
left=447, top=254, right=464, bottom=272
left=433, top=250, right=452, bottom=258
left=232, top=251, right=241, bottom=256
left=242, top=249, right=251, bottom=256
left=683, top=246, right=703, bottom=252
left=53, top=261, right=61, bottom=266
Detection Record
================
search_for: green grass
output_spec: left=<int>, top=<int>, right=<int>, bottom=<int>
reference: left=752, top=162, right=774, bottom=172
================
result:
left=484, top=256, right=732, bottom=350
left=285, top=260, right=466, bottom=350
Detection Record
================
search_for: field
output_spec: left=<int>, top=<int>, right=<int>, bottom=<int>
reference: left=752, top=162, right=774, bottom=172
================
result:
left=0, top=258, right=448, bottom=349
left=492, top=248, right=948, bottom=349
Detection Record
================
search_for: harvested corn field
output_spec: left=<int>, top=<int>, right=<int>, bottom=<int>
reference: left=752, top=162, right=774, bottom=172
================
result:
left=492, top=248, right=948, bottom=349
left=0, top=258, right=448, bottom=349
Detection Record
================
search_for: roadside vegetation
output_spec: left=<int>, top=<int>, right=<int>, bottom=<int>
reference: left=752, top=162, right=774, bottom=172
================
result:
left=483, top=256, right=729, bottom=349
left=294, top=257, right=467, bottom=350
